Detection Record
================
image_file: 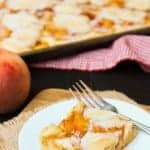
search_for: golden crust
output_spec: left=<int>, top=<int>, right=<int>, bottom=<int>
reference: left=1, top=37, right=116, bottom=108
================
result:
left=40, top=102, right=137, bottom=150
left=0, top=0, right=150, bottom=53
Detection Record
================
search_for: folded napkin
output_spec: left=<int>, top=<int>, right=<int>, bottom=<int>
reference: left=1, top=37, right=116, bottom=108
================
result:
left=31, top=35, right=150, bottom=72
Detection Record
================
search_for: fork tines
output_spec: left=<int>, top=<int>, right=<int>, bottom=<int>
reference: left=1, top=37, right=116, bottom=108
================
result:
left=69, top=80, right=104, bottom=109
left=69, top=81, right=150, bottom=135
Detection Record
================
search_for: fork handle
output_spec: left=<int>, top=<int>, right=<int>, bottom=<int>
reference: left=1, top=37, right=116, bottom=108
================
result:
left=96, top=98, right=150, bottom=135
left=132, top=120, right=150, bottom=135
left=124, top=115, right=150, bottom=135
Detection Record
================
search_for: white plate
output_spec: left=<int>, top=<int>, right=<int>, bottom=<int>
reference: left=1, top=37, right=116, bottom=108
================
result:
left=19, top=98, right=150, bottom=150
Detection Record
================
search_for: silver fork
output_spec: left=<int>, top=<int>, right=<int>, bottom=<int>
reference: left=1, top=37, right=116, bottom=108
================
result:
left=69, top=80, right=150, bottom=135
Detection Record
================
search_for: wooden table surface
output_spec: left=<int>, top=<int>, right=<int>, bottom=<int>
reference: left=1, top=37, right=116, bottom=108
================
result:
left=29, top=62, right=150, bottom=105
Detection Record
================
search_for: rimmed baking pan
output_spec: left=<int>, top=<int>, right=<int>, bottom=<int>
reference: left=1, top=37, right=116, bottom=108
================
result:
left=21, top=26, right=150, bottom=63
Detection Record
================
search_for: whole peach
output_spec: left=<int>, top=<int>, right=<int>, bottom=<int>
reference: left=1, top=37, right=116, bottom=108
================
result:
left=0, top=50, right=31, bottom=114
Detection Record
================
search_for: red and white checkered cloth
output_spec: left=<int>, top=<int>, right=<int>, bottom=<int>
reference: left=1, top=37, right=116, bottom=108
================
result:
left=32, top=35, right=150, bottom=72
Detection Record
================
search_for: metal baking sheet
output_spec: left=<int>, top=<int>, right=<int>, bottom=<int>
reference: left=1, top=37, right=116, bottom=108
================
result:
left=21, top=26, right=150, bottom=63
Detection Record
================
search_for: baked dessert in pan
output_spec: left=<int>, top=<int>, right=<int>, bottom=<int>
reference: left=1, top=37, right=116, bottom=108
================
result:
left=40, top=102, right=137, bottom=150
left=0, top=0, right=150, bottom=53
